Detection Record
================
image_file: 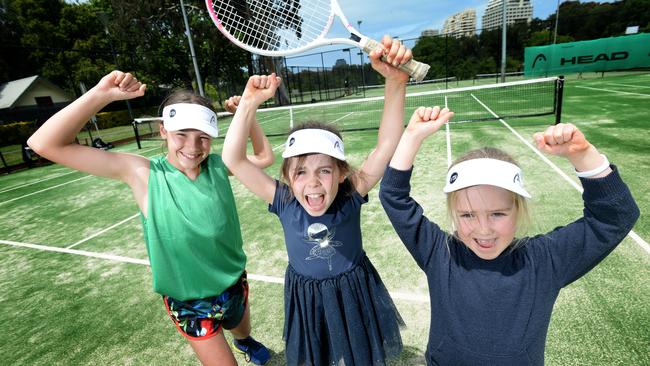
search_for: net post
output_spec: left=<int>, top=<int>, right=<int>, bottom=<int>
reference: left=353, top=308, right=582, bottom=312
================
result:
left=0, top=150, right=8, bottom=171
left=132, top=119, right=142, bottom=149
left=555, top=76, right=565, bottom=125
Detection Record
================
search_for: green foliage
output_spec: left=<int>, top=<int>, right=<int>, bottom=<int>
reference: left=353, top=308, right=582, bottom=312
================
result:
left=94, top=107, right=158, bottom=129
left=1, top=0, right=648, bottom=109
left=410, top=1, right=650, bottom=78
left=0, top=121, right=36, bottom=146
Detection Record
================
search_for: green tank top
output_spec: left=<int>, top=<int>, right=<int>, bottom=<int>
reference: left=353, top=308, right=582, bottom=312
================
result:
left=142, top=154, right=246, bottom=300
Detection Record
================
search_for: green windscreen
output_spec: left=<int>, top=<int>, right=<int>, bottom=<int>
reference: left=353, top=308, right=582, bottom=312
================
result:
left=524, top=33, right=650, bottom=76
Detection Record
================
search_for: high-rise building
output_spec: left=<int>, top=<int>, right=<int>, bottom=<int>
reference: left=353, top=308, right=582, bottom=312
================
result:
left=482, top=0, right=533, bottom=31
left=421, top=29, right=440, bottom=37
left=442, top=9, right=477, bottom=38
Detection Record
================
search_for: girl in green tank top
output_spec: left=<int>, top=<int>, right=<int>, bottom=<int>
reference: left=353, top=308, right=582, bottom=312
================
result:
left=28, top=71, right=273, bottom=365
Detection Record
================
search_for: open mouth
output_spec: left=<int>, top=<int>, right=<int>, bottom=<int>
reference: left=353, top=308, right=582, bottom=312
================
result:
left=474, top=238, right=496, bottom=249
left=305, top=193, right=325, bottom=209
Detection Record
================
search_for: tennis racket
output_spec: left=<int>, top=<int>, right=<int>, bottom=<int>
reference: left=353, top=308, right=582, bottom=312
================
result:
left=205, top=0, right=430, bottom=82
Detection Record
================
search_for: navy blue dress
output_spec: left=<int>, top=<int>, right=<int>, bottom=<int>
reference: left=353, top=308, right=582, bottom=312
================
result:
left=270, top=181, right=404, bottom=366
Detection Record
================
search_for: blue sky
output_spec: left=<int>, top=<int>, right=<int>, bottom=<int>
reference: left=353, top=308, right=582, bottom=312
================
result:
left=282, top=0, right=616, bottom=67
left=336, top=0, right=616, bottom=40
left=65, top=0, right=617, bottom=68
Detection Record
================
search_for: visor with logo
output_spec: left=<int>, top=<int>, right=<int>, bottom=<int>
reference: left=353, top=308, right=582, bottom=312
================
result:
left=443, top=158, right=531, bottom=198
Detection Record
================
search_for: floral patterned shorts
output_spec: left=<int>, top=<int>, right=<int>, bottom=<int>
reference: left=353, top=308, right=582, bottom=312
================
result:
left=163, top=272, right=248, bottom=340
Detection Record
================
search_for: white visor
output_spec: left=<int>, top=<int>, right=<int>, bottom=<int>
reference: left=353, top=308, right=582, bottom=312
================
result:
left=162, top=103, right=218, bottom=137
left=282, top=129, right=346, bottom=161
left=443, top=158, right=531, bottom=198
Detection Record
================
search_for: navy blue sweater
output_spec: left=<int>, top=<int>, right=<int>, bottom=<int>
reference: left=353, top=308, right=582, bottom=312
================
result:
left=379, top=165, right=639, bottom=366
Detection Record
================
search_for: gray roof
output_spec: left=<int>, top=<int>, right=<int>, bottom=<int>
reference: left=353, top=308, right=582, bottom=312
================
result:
left=0, top=75, right=40, bottom=109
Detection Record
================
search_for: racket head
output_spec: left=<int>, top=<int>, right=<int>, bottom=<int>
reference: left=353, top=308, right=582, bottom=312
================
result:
left=205, top=0, right=337, bottom=56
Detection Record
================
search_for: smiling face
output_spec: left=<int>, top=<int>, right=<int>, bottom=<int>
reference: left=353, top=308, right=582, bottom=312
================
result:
left=287, top=153, right=345, bottom=217
left=452, top=184, right=518, bottom=260
left=160, top=125, right=212, bottom=177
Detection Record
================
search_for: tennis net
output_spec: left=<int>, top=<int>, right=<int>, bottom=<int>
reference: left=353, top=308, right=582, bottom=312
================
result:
left=133, top=76, right=563, bottom=148
left=246, top=76, right=563, bottom=135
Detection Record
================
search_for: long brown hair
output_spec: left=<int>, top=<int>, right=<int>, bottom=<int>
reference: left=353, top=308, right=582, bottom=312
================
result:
left=280, top=121, right=356, bottom=197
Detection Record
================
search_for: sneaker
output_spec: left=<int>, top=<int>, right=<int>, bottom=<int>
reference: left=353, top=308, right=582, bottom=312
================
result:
left=232, top=336, right=271, bottom=365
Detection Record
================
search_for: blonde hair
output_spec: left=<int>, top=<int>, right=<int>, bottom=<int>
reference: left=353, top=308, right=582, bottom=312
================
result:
left=446, top=147, right=531, bottom=251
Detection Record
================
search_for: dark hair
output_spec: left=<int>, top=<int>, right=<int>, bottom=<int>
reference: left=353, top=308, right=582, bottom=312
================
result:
left=157, top=89, right=215, bottom=153
left=159, top=89, right=214, bottom=113
left=280, top=121, right=356, bottom=197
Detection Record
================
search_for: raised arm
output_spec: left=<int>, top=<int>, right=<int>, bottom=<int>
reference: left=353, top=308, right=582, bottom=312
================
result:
left=225, top=95, right=275, bottom=169
left=390, top=106, right=454, bottom=171
left=354, top=36, right=411, bottom=196
left=532, top=123, right=638, bottom=286
left=533, top=123, right=611, bottom=178
left=222, top=75, right=281, bottom=204
left=27, top=71, right=148, bottom=183
left=380, top=107, right=454, bottom=269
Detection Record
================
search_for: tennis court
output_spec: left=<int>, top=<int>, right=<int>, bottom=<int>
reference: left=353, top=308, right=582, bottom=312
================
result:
left=1, top=73, right=648, bottom=365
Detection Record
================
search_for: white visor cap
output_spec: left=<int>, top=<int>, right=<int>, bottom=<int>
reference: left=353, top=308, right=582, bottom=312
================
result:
left=443, top=158, right=531, bottom=198
left=162, top=103, right=218, bottom=137
left=282, top=129, right=346, bottom=161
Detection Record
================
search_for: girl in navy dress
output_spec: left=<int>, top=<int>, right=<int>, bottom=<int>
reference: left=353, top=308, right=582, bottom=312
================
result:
left=223, top=36, right=414, bottom=366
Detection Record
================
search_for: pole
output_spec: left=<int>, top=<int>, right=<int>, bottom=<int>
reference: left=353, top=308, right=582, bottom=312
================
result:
left=320, top=53, right=327, bottom=101
left=0, top=150, right=7, bottom=171
left=180, top=0, right=205, bottom=96
left=97, top=11, right=134, bottom=121
left=500, top=0, right=507, bottom=83
left=553, top=0, right=560, bottom=44
left=554, top=75, right=564, bottom=125
left=445, top=34, right=449, bottom=89
left=357, top=20, right=366, bottom=97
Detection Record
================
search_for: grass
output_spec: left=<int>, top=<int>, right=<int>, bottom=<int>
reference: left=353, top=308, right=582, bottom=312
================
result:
left=1, top=73, right=648, bottom=365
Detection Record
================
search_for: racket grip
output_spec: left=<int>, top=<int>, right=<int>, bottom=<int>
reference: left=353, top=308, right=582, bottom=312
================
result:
left=362, top=38, right=430, bottom=82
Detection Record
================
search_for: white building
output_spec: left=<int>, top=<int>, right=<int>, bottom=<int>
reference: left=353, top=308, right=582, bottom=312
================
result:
left=0, top=76, right=72, bottom=110
left=421, top=29, right=440, bottom=37
left=482, top=0, right=533, bottom=31
left=443, top=9, right=477, bottom=38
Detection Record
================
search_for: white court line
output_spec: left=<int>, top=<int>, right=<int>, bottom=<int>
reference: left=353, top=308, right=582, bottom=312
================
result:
left=1, top=239, right=149, bottom=265
left=575, top=86, right=650, bottom=97
left=257, top=113, right=290, bottom=125
left=1, top=145, right=162, bottom=206
left=606, top=83, right=650, bottom=89
left=0, top=239, right=430, bottom=303
left=0, top=176, right=91, bottom=206
left=67, top=213, right=140, bottom=249
left=0, top=171, right=77, bottom=194
left=471, top=94, right=650, bottom=255
left=444, top=97, right=452, bottom=167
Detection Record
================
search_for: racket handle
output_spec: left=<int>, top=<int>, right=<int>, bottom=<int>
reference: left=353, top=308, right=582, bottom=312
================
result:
left=362, top=38, right=430, bottom=82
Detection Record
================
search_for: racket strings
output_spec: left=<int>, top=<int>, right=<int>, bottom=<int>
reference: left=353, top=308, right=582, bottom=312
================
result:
left=212, top=0, right=332, bottom=51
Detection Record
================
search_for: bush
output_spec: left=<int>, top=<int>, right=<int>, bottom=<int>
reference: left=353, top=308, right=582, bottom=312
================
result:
left=95, top=107, right=158, bottom=129
left=0, top=121, right=36, bottom=146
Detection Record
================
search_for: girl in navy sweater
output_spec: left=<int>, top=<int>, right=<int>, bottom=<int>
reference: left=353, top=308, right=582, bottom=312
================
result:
left=379, top=107, right=639, bottom=365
